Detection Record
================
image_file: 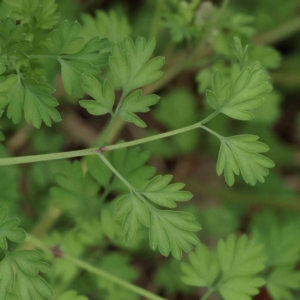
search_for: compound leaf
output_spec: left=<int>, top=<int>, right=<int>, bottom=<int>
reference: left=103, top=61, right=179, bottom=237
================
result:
left=47, top=21, right=109, bottom=97
left=109, top=37, right=165, bottom=92
left=181, top=235, right=266, bottom=300
left=140, top=175, right=192, bottom=208
left=250, top=211, right=300, bottom=267
left=46, top=20, right=84, bottom=55
left=150, top=210, right=200, bottom=260
left=35, top=0, right=59, bottom=30
left=267, top=267, right=300, bottom=300
left=0, top=250, right=53, bottom=300
left=23, top=78, right=61, bottom=128
left=115, top=192, right=150, bottom=244
left=0, top=207, right=25, bottom=250
left=206, top=62, right=272, bottom=120
left=0, top=75, right=61, bottom=128
left=120, top=90, right=159, bottom=128
left=216, top=135, right=275, bottom=186
left=50, top=161, right=99, bottom=216
left=0, top=17, right=32, bottom=58
left=80, top=74, right=114, bottom=116
left=4, top=0, right=39, bottom=24
left=81, top=9, right=131, bottom=43
left=181, top=243, right=220, bottom=287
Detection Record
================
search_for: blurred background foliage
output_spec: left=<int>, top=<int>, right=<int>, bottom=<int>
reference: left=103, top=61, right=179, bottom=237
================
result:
left=0, top=0, right=300, bottom=299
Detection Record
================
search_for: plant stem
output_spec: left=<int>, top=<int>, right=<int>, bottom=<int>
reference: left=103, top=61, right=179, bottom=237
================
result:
left=98, top=90, right=128, bottom=146
left=0, top=147, right=98, bottom=166
left=25, top=234, right=166, bottom=300
left=103, top=112, right=219, bottom=151
left=98, top=153, right=134, bottom=190
left=0, top=112, right=219, bottom=166
left=199, top=125, right=223, bottom=139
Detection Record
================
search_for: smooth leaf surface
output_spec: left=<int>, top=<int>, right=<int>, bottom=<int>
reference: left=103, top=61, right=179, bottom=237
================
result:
left=181, top=235, right=266, bottom=300
left=120, top=90, right=159, bottom=128
left=207, top=62, right=272, bottom=120
left=0, top=250, right=53, bottom=300
left=216, top=135, right=275, bottom=186
left=109, top=37, right=165, bottom=92
left=0, top=207, right=25, bottom=250
left=140, top=175, right=192, bottom=208
left=80, top=74, right=114, bottom=116
left=267, top=267, right=300, bottom=300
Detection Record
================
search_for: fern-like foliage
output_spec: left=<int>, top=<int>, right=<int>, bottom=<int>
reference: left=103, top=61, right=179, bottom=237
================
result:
left=250, top=211, right=300, bottom=299
left=0, top=207, right=53, bottom=300
left=181, top=234, right=266, bottom=300
left=114, top=176, right=200, bottom=260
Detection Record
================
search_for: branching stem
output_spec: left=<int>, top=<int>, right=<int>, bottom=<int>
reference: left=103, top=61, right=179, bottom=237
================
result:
left=0, top=112, right=220, bottom=166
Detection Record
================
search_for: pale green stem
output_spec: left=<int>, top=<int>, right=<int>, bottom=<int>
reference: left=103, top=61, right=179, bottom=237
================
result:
left=199, top=125, right=223, bottom=139
left=0, top=112, right=219, bottom=166
left=104, top=111, right=219, bottom=151
left=0, top=148, right=98, bottom=166
left=98, top=89, right=129, bottom=146
left=25, top=235, right=167, bottom=300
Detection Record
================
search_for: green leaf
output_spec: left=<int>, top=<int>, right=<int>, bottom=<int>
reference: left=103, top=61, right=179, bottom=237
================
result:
left=0, top=207, right=25, bottom=250
left=233, top=36, right=248, bottom=69
left=150, top=210, right=200, bottom=260
left=216, top=135, right=275, bottom=186
left=112, top=172, right=199, bottom=259
left=207, top=62, right=272, bottom=120
left=4, top=0, right=39, bottom=24
left=140, top=174, right=192, bottom=208
left=47, top=21, right=109, bottom=97
left=109, top=146, right=156, bottom=192
left=0, top=75, right=61, bottom=128
left=80, top=74, right=114, bottom=116
left=181, top=235, right=266, bottom=300
left=1, top=75, right=24, bottom=124
left=23, top=78, right=61, bottom=128
left=35, top=0, right=59, bottom=29
left=46, top=20, right=84, bottom=55
left=87, top=146, right=155, bottom=194
left=115, top=192, right=150, bottom=244
left=81, top=9, right=131, bottom=44
left=0, top=17, right=32, bottom=57
left=120, top=90, right=160, bottom=128
left=109, top=37, right=165, bottom=92
left=60, top=59, right=99, bottom=97
left=250, top=211, right=300, bottom=267
left=0, top=250, right=53, bottom=300
left=50, top=161, right=100, bottom=216
left=57, top=290, right=88, bottom=300
left=181, top=242, right=220, bottom=287
left=267, top=267, right=300, bottom=300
